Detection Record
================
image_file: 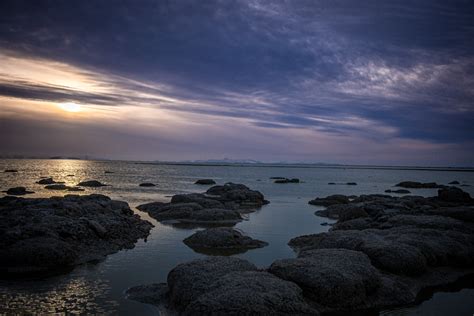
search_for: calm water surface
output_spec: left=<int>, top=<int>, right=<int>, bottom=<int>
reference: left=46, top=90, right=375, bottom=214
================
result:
left=0, top=159, right=473, bottom=315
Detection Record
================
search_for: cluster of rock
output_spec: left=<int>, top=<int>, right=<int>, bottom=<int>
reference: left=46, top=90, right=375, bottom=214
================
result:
left=127, top=186, right=474, bottom=314
left=0, top=194, right=153, bottom=277
left=137, top=183, right=269, bottom=226
left=183, top=227, right=268, bottom=255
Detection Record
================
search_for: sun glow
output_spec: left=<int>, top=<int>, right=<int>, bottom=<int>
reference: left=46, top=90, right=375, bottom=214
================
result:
left=58, top=102, right=82, bottom=112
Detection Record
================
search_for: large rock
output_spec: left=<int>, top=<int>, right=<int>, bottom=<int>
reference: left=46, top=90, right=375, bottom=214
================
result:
left=127, top=256, right=318, bottom=315
left=269, top=249, right=381, bottom=309
left=183, top=227, right=268, bottom=254
left=437, top=186, right=472, bottom=203
left=137, top=183, right=268, bottom=225
left=0, top=194, right=152, bottom=277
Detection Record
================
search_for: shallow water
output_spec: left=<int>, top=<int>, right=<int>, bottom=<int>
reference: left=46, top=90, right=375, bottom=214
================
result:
left=0, top=159, right=473, bottom=315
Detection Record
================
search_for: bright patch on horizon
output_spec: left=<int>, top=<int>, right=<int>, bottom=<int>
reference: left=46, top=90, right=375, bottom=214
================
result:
left=58, top=102, right=81, bottom=112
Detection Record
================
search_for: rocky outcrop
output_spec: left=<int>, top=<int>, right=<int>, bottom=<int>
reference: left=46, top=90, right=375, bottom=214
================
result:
left=395, top=181, right=445, bottom=189
left=77, top=180, right=107, bottom=187
left=385, top=189, right=410, bottom=194
left=183, top=227, right=268, bottom=254
left=308, top=194, right=350, bottom=206
left=0, top=194, right=152, bottom=277
left=274, top=178, right=300, bottom=183
left=194, top=179, right=216, bottom=185
left=137, top=183, right=268, bottom=226
left=3, top=187, right=34, bottom=195
left=126, top=256, right=318, bottom=315
left=37, top=177, right=64, bottom=185
left=139, top=183, right=156, bottom=187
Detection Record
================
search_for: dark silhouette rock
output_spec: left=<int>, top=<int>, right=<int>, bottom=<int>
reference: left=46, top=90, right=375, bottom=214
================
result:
left=274, top=178, right=300, bottom=183
left=139, top=183, right=156, bottom=187
left=385, top=189, right=411, bottom=194
left=183, top=227, right=268, bottom=253
left=37, top=177, right=64, bottom=185
left=4, top=169, right=17, bottom=173
left=308, top=194, right=350, bottom=206
left=77, top=180, right=107, bottom=187
left=0, top=194, right=152, bottom=277
left=437, top=187, right=472, bottom=203
left=45, top=184, right=70, bottom=190
left=195, top=179, right=216, bottom=185
left=395, top=181, right=445, bottom=189
left=104, top=171, right=114, bottom=174
left=3, top=187, right=34, bottom=195
left=346, top=182, right=357, bottom=185
left=449, top=181, right=460, bottom=185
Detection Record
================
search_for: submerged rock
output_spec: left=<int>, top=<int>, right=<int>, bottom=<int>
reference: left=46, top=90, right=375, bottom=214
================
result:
left=77, top=180, right=107, bottom=187
left=195, top=179, right=216, bottom=185
left=395, top=181, right=445, bottom=189
left=3, top=187, right=34, bottom=196
left=37, top=177, right=64, bottom=185
left=385, top=189, right=411, bottom=194
left=183, top=227, right=268, bottom=254
left=274, top=178, right=300, bottom=183
left=137, top=183, right=268, bottom=226
left=139, top=183, right=156, bottom=187
left=0, top=194, right=152, bottom=277
left=127, top=256, right=318, bottom=315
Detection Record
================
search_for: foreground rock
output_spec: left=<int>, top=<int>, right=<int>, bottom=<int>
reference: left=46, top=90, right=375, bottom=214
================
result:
left=0, top=194, right=152, bottom=277
left=77, top=180, right=107, bottom=187
left=395, top=181, right=445, bottom=189
left=295, top=186, right=474, bottom=312
left=194, top=179, right=216, bottom=185
left=183, top=227, right=268, bottom=254
left=137, top=183, right=268, bottom=226
left=127, top=256, right=318, bottom=315
left=3, top=187, right=34, bottom=196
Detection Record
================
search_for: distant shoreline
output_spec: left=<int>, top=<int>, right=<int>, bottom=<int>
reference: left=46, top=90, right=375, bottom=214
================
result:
left=1, top=157, right=473, bottom=172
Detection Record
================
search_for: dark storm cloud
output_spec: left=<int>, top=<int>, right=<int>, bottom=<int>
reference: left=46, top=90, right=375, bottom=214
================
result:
left=0, top=0, right=473, bottom=163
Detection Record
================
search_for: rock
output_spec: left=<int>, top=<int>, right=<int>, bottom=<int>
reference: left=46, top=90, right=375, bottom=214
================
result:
left=66, top=174, right=75, bottom=177
left=128, top=257, right=318, bottom=315
left=437, top=187, right=472, bottom=203
left=269, top=249, right=381, bottom=309
left=270, top=177, right=287, bottom=179
left=395, top=181, right=445, bottom=189
left=315, top=204, right=368, bottom=221
left=0, top=194, right=152, bottom=277
left=346, top=182, right=357, bottom=185
left=183, top=227, right=268, bottom=254
left=449, top=181, right=460, bottom=185
left=385, top=189, right=411, bottom=194
left=37, top=177, right=64, bottom=185
left=104, top=171, right=114, bottom=174
left=308, top=194, right=350, bottom=206
left=139, top=183, right=156, bottom=187
left=67, top=187, right=85, bottom=192
left=167, top=257, right=258, bottom=308
left=45, top=184, right=70, bottom=190
left=195, top=179, right=216, bottom=185
left=461, top=184, right=471, bottom=187
left=328, top=182, right=336, bottom=185
left=77, top=180, right=107, bottom=187
left=274, top=178, right=300, bottom=183
left=3, top=187, right=34, bottom=195
left=4, top=169, right=18, bottom=173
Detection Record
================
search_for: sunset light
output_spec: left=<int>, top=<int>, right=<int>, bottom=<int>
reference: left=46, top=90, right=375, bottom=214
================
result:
left=58, top=102, right=81, bottom=112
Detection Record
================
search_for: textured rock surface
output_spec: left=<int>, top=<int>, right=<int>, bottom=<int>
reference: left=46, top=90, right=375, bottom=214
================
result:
left=127, top=256, right=318, bottom=315
left=0, top=194, right=152, bottom=277
left=183, top=227, right=268, bottom=254
left=138, top=183, right=268, bottom=225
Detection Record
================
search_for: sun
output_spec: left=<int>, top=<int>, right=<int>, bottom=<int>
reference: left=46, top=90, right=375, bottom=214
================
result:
left=58, top=102, right=82, bottom=112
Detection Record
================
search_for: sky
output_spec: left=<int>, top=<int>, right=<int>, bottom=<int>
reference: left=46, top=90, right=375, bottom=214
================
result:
left=0, top=0, right=473, bottom=166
